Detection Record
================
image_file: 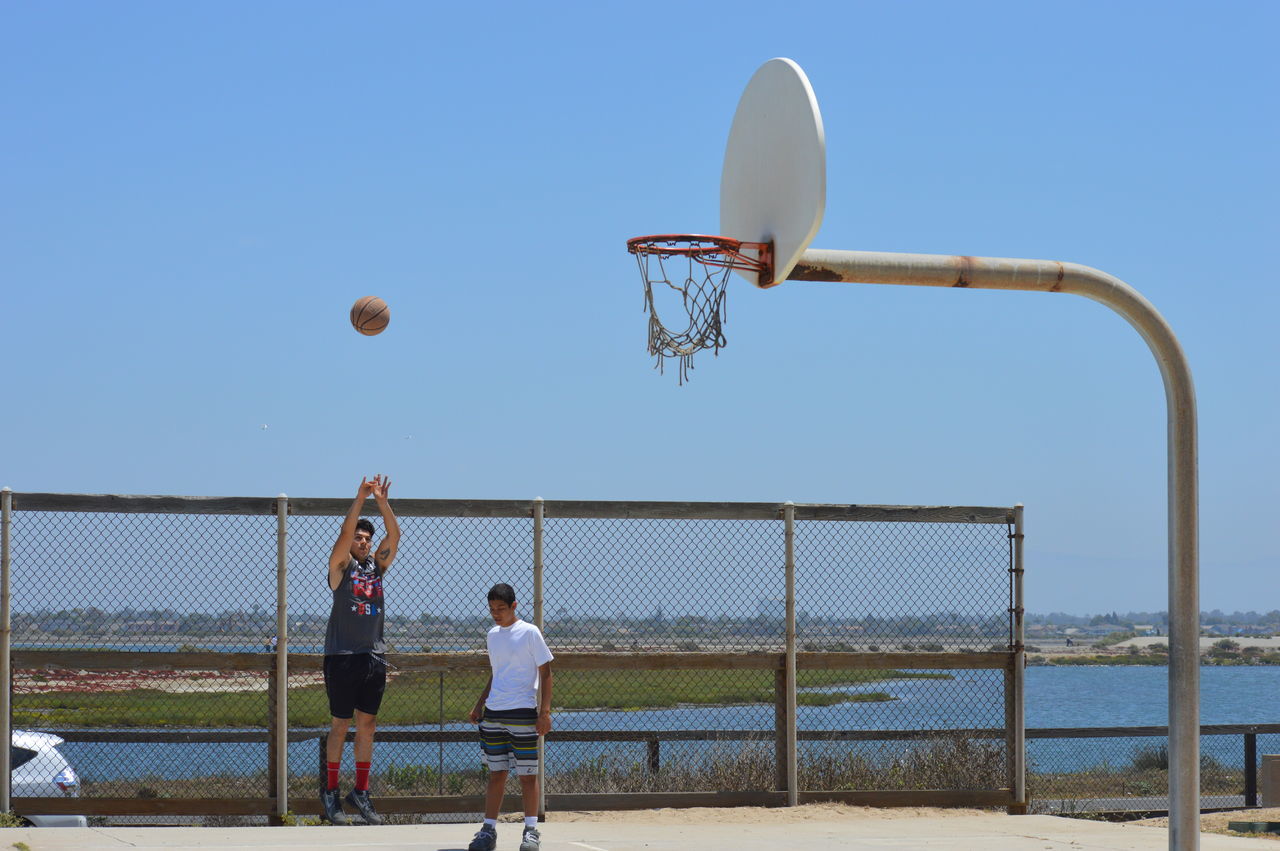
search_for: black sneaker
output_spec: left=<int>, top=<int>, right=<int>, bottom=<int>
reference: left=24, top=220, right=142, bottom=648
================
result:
left=319, top=788, right=350, bottom=825
left=467, top=823, right=497, bottom=851
left=343, top=788, right=383, bottom=825
left=519, top=825, right=541, bottom=851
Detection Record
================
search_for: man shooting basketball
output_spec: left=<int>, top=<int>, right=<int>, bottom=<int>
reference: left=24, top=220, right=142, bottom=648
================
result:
left=320, top=475, right=399, bottom=825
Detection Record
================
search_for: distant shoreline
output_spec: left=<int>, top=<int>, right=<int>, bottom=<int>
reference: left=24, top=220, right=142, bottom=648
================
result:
left=1028, top=655, right=1279, bottom=667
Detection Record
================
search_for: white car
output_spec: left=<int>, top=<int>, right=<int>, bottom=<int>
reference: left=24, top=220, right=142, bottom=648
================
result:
left=11, top=730, right=86, bottom=828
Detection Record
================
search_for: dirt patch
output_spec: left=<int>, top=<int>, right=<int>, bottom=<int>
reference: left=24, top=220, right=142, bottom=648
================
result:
left=14, top=669, right=326, bottom=694
left=1129, top=808, right=1280, bottom=840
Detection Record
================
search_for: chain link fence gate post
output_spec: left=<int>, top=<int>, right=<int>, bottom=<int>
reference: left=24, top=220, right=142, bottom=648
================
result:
left=533, top=496, right=546, bottom=822
left=272, top=494, right=289, bottom=822
left=783, top=501, right=797, bottom=807
left=1, top=487, right=12, bottom=815
left=1012, top=503, right=1027, bottom=813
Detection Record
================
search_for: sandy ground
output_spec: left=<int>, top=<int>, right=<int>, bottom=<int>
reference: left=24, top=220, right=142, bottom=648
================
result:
left=9, top=805, right=1280, bottom=850
left=1117, top=637, right=1280, bottom=651
left=551, top=803, right=1280, bottom=837
left=550, top=802, right=998, bottom=824
left=1131, top=807, right=1280, bottom=840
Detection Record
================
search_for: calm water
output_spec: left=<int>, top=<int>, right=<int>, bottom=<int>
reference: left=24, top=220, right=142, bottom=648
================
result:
left=55, top=665, right=1280, bottom=781
left=1028, top=664, right=1279, bottom=727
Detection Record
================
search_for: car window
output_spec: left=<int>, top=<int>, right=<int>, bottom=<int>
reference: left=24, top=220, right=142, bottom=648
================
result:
left=10, top=745, right=38, bottom=770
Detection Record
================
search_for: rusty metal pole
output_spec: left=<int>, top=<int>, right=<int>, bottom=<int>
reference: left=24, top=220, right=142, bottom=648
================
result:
left=790, top=249, right=1199, bottom=851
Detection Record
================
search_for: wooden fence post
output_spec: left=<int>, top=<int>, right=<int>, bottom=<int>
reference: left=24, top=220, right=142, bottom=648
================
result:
left=1244, top=732, right=1257, bottom=807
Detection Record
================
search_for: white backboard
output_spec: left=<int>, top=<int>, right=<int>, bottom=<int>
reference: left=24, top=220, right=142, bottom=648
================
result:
left=720, top=58, right=826, bottom=288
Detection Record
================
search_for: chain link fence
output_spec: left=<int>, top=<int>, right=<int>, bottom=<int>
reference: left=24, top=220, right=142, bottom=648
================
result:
left=542, top=513, right=784, bottom=797
left=10, top=505, right=279, bottom=818
left=1027, top=726, right=1280, bottom=813
left=1, top=491, right=1109, bottom=824
left=793, top=516, right=1015, bottom=794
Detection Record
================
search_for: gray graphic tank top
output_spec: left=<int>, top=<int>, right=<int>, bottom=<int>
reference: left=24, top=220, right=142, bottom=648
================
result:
left=323, top=556, right=386, bottom=655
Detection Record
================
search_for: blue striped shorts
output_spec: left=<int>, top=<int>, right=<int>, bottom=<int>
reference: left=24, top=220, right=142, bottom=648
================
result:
left=479, top=707, right=540, bottom=775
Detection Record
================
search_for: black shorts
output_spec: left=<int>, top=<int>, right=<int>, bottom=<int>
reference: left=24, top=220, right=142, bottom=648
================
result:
left=323, top=653, right=387, bottom=719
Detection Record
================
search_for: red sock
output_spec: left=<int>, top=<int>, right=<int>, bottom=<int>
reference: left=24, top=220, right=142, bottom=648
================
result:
left=326, top=761, right=340, bottom=791
left=355, top=761, right=371, bottom=792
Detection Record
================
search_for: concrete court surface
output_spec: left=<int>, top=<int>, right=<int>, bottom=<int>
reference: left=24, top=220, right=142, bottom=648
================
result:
left=5, top=815, right=1278, bottom=851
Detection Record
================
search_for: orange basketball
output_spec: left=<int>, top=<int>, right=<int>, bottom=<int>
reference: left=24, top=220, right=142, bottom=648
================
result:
left=350, top=296, right=390, bottom=336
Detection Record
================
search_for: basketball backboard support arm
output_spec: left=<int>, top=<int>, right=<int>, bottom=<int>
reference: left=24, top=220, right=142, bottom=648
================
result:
left=788, top=248, right=1200, bottom=851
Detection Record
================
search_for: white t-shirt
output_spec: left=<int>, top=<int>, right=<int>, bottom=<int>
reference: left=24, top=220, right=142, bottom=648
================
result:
left=485, top=619, right=554, bottom=711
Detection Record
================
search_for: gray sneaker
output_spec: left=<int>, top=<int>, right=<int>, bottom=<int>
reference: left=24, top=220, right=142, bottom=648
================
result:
left=467, top=823, right=497, bottom=851
left=319, top=788, right=350, bottom=825
left=519, top=825, right=541, bottom=851
left=343, top=788, right=383, bottom=825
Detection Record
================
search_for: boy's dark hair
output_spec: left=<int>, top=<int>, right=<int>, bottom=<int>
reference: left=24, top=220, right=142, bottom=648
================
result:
left=487, top=583, right=517, bottom=605
left=355, top=518, right=376, bottom=537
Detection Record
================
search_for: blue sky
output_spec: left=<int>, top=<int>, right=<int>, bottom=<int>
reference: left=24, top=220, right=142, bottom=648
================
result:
left=3, top=2, right=1276, bottom=614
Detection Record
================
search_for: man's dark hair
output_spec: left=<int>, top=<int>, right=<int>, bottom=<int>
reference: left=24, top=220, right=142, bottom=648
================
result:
left=355, top=518, right=376, bottom=537
left=487, top=583, right=516, bottom=605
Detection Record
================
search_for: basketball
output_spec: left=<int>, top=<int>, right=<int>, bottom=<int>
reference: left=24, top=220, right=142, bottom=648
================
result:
left=350, top=296, right=390, bottom=336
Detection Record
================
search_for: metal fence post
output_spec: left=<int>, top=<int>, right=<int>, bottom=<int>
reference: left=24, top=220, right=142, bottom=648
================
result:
left=318, top=732, right=327, bottom=797
left=784, top=501, right=797, bottom=807
left=274, top=494, right=289, bottom=821
left=1, top=488, right=11, bottom=815
left=773, top=667, right=789, bottom=793
left=533, top=497, right=545, bottom=821
left=438, top=672, right=445, bottom=795
left=1012, top=504, right=1026, bottom=812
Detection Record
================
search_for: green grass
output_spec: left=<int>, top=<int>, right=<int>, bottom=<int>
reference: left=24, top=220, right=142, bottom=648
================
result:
left=15, top=668, right=942, bottom=728
left=16, top=688, right=271, bottom=727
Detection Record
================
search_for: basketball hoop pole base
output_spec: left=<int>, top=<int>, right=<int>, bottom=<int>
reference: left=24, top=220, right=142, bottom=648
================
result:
left=789, top=246, right=1200, bottom=851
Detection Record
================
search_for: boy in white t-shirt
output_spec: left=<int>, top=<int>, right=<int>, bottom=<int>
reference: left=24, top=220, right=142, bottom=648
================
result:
left=466, top=583, right=554, bottom=851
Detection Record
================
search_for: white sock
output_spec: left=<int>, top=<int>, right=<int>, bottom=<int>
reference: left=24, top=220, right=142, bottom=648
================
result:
left=524, top=816, right=538, bottom=829
left=484, top=818, right=497, bottom=828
